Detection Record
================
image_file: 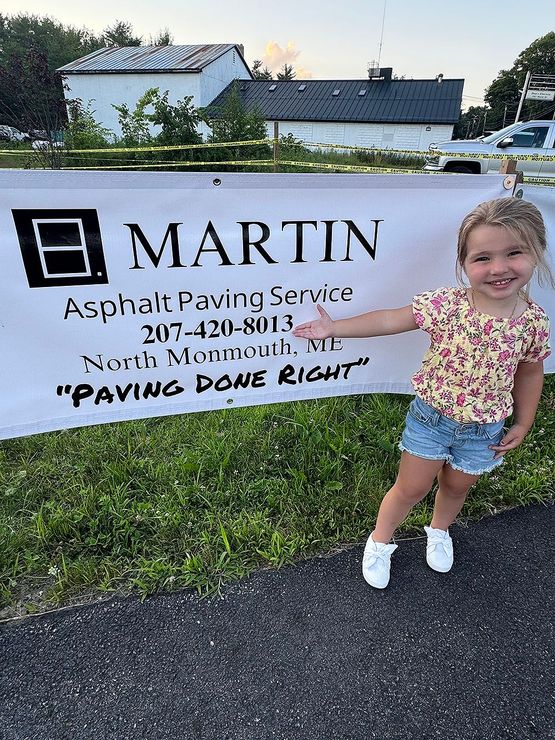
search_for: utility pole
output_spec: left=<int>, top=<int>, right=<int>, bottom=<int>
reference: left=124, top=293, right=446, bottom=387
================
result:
left=516, top=72, right=555, bottom=121
left=514, top=71, right=531, bottom=123
left=273, top=122, right=280, bottom=172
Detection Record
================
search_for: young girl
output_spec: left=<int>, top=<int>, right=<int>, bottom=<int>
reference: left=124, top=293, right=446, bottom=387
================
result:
left=292, top=198, right=552, bottom=589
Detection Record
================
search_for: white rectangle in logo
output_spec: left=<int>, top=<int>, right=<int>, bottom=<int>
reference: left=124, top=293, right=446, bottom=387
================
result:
left=32, top=218, right=92, bottom=278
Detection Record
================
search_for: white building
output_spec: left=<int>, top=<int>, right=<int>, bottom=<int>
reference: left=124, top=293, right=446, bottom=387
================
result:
left=57, top=44, right=252, bottom=138
left=58, top=51, right=463, bottom=151
left=208, top=70, right=464, bottom=151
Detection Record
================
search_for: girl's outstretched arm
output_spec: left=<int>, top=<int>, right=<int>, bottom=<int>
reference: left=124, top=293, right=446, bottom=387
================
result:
left=489, top=360, right=545, bottom=459
left=292, top=303, right=418, bottom=340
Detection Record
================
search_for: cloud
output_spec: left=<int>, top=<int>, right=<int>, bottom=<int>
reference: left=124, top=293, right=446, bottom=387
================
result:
left=262, top=40, right=313, bottom=78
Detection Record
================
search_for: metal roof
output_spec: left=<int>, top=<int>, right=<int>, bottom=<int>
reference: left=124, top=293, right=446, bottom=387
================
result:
left=57, top=44, right=249, bottom=74
left=207, top=79, right=464, bottom=124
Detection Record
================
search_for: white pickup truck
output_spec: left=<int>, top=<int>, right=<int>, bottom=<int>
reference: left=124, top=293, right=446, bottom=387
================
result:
left=423, top=120, right=555, bottom=179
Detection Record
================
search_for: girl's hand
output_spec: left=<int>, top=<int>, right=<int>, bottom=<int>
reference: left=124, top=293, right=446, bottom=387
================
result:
left=292, top=304, right=334, bottom=340
left=489, top=423, right=529, bottom=459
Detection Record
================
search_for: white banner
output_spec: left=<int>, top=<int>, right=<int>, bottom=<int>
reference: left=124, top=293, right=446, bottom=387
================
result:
left=0, top=171, right=535, bottom=439
left=522, top=183, right=555, bottom=374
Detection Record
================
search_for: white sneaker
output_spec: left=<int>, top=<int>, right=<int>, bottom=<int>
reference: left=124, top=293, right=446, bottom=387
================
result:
left=362, top=534, right=398, bottom=589
left=424, top=525, right=454, bottom=573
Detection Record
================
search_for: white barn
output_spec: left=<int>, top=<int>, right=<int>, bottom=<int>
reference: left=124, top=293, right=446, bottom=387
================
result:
left=57, top=44, right=252, bottom=138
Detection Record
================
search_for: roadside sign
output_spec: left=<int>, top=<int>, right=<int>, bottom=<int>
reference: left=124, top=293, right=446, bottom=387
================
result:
left=526, top=89, right=555, bottom=101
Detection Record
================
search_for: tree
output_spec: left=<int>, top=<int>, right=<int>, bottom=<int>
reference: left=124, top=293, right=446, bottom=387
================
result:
left=453, top=105, right=490, bottom=139
left=113, top=87, right=205, bottom=147
left=0, top=13, right=101, bottom=72
left=0, top=46, right=67, bottom=136
left=484, top=32, right=555, bottom=128
left=112, top=87, right=205, bottom=169
left=208, top=82, right=267, bottom=143
left=148, top=90, right=204, bottom=146
left=64, top=99, right=114, bottom=149
left=512, top=31, right=555, bottom=80
left=112, top=88, right=157, bottom=146
left=252, top=59, right=272, bottom=80
left=0, top=13, right=103, bottom=130
left=276, top=63, right=295, bottom=80
left=102, top=21, right=142, bottom=47
left=61, top=99, right=115, bottom=169
left=149, top=28, right=174, bottom=46
left=207, top=82, right=270, bottom=166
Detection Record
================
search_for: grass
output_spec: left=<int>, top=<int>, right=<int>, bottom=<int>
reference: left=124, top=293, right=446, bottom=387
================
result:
left=276, top=143, right=425, bottom=172
left=0, top=141, right=34, bottom=169
left=1, top=378, right=553, bottom=616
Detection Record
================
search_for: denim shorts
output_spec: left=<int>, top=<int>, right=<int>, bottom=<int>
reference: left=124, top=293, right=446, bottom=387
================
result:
left=399, top=396, right=505, bottom=476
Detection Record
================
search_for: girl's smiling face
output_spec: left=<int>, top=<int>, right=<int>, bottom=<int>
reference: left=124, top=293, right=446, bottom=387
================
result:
left=463, top=224, right=536, bottom=308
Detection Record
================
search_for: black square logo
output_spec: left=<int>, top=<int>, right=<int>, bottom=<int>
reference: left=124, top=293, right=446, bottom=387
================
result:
left=12, top=209, right=109, bottom=288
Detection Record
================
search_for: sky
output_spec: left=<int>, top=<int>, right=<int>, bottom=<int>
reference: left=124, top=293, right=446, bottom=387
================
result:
left=3, top=0, right=553, bottom=108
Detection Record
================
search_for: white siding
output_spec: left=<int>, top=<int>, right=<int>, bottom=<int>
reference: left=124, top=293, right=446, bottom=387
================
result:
left=417, top=124, right=453, bottom=149
left=63, top=48, right=252, bottom=140
left=267, top=121, right=454, bottom=152
left=355, top=125, right=384, bottom=148
left=314, top=122, right=345, bottom=145
left=199, top=49, right=251, bottom=105
left=198, top=50, right=252, bottom=140
left=63, top=72, right=202, bottom=138
left=266, top=122, right=314, bottom=141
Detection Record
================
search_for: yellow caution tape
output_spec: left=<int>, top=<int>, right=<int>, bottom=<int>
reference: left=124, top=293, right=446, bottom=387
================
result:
left=426, top=150, right=555, bottom=162
left=294, top=140, right=555, bottom=162
left=3, top=145, right=553, bottom=185
left=524, top=177, right=555, bottom=186
left=282, top=161, right=555, bottom=182
left=291, top=141, right=426, bottom=156
left=4, top=137, right=554, bottom=162
left=65, top=160, right=422, bottom=175
left=66, top=139, right=273, bottom=154
left=63, top=153, right=199, bottom=166
left=278, top=160, right=420, bottom=174
left=5, top=158, right=554, bottom=185
left=65, top=160, right=277, bottom=170
left=0, top=139, right=273, bottom=156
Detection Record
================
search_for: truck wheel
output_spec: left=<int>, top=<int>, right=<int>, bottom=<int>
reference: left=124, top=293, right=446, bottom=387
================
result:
left=448, top=165, right=474, bottom=173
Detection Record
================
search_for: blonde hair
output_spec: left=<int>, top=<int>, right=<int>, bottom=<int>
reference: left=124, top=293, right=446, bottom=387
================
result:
left=456, top=197, right=554, bottom=288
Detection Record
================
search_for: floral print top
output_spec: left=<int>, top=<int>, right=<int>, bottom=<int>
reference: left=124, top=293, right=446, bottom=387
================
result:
left=411, top=287, right=551, bottom=424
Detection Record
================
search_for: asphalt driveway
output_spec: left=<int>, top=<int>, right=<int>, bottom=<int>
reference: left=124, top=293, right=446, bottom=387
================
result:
left=1, top=503, right=553, bottom=740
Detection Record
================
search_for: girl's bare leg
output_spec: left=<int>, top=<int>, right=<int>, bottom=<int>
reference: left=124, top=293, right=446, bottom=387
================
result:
left=430, top=465, right=479, bottom=531
left=372, top=453, right=445, bottom=543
